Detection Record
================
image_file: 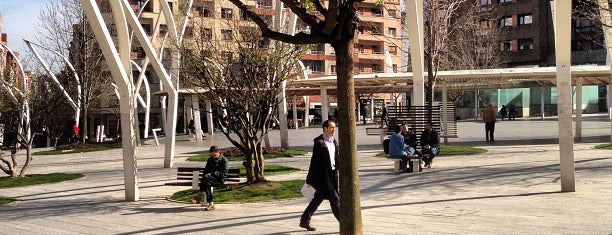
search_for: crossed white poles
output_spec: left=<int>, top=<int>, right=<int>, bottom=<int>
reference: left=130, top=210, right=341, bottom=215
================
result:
left=0, top=43, right=31, bottom=144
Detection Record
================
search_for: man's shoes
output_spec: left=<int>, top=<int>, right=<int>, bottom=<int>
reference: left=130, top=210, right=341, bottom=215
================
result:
left=191, top=197, right=200, bottom=204
left=299, top=221, right=316, bottom=231
left=204, top=204, right=215, bottom=211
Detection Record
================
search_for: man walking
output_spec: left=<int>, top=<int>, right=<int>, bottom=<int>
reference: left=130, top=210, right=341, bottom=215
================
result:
left=483, top=104, right=497, bottom=142
left=299, top=120, right=340, bottom=231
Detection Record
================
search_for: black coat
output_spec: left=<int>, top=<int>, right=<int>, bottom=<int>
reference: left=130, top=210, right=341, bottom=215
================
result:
left=306, top=134, right=339, bottom=198
left=203, top=155, right=229, bottom=184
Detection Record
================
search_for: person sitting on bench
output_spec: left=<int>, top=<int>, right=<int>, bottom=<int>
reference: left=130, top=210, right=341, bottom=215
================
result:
left=389, top=124, right=411, bottom=172
left=420, top=122, right=439, bottom=168
left=191, top=145, right=229, bottom=211
left=401, top=124, right=419, bottom=156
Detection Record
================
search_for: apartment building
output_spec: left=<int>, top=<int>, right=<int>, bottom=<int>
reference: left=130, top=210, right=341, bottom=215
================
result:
left=493, top=0, right=605, bottom=66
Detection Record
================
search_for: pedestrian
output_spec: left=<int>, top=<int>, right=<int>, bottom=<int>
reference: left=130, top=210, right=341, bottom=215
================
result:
left=191, top=145, right=229, bottom=211
left=188, top=119, right=196, bottom=137
left=509, top=104, right=517, bottom=120
left=380, top=104, right=388, bottom=128
left=71, top=121, right=79, bottom=143
left=299, top=120, right=340, bottom=231
left=499, top=105, right=508, bottom=121
left=483, top=104, right=497, bottom=142
left=420, top=122, right=439, bottom=168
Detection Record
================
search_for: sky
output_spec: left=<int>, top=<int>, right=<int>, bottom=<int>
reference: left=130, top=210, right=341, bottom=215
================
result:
left=0, top=0, right=52, bottom=55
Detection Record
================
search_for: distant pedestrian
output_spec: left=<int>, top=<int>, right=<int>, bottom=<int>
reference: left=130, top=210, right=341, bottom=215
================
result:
left=509, top=104, right=517, bottom=120
left=483, top=104, right=497, bottom=142
left=380, top=104, right=388, bottom=128
left=71, top=121, right=79, bottom=143
left=299, top=120, right=340, bottom=231
left=499, top=105, right=508, bottom=121
left=188, top=119, right=196, bottom=137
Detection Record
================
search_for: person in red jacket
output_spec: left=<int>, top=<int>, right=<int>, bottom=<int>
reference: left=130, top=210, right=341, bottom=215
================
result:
left=72, top=121, right=79, bottom=143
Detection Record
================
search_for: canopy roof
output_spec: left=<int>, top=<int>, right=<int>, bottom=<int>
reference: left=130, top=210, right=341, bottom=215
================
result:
left=286, top=65, right=612, bottom=96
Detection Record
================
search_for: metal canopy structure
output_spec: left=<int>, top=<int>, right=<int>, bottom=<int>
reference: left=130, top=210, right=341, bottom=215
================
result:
left=286, top=65, right=612, bottom=96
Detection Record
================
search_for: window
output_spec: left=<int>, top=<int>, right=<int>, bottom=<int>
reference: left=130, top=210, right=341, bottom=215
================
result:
left=499, top=16, right=513, bottom=27
left=518, top=14, right=532, bottom=25
left=331, top=65, right=337, bottom=74
left=138, top=0, right=152, bottom=12
left=167, top=2, right=173, bottom=11
left=358, top=63, right=365, bottom=72
left=388, top=9, right=397, bottom=18
left=389, top=46, right=397, bottom=55
left=221, top=29, right=233, bottom=40
left=477, top=0, right=492, bottom=12
left=500, top=40, right=513, bottom=51
left=518, top=38, right=533, bottom=50
left=201, top=28, right=212, bottom=40
left=141, top=24, right=151, bottom=35
left=388, top=28, right=397, bottom=37
left=499, top=0, right=512, bottom=3
left=372, top=8, right=383, bottom=17
left=221, top=8, right=233, bottom=19
left=200, top=5, right=211, bottom=17
left=359, top=44, right=365, bottom=53
left=372, top=26, right=381, bottom=35
left=392, top=64, right=398, bottom=73
left=372, top=45, right=380, bottom=54
left=357, top=26, right=364, bottom=34
left=240, top=10, right=250, bottom=20
left=372, top=64, right=380, bottom=72
left=159, top=24, right=168, bottom=35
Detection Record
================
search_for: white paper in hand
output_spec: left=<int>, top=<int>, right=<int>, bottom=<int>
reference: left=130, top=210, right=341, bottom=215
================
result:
left=301, top=183, right=315, bottom=201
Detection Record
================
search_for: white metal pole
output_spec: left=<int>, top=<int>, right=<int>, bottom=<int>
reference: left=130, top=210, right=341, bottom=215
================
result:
left=576, top=78, right=583, bottom=141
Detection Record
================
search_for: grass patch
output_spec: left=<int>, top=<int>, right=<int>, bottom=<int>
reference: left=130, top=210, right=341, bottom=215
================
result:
left=0, top=196, right=16, bottom=205
left=230, top=164, right=300, bottom=176
left=594, top=143, right=612, bottom=150
left=170, top=179, right=305, bottom=203
left=374, top=145, right=487, bottom=158
left=34, top=142, right=121, bottom=156
left=0, top=173, right=84, bottom=188
left=187, top=148, right=307, bottom=162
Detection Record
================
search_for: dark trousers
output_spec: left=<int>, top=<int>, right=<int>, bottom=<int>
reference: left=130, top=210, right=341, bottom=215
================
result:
left=300, top=188, right=340, bottom=223
left=485, top=122, right=495, bottom=142
left=198, top=174, right=222, bottom=203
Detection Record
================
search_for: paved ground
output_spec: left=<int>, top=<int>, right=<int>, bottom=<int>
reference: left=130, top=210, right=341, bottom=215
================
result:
left=1, top=115, right=612, bottom=234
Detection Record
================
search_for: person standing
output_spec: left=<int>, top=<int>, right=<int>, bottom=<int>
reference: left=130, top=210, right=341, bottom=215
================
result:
left=191, top=145, right=229, bottom=211
left=483, top=104, right=497, bottom=142
left=71, top=121, right=79, bottom=143
left=380, top=104, right=388, bottom=127
left=499, top=105, right=508, bottom=121
left=509, top=104, right=517, bottom=120
left=299, top=120, right=340, bottom=231
left=420, top=122, right=439, bottom=168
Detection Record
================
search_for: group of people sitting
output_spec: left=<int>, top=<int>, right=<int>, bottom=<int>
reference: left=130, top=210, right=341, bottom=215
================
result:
left=388, top=122, right=439, bottom=172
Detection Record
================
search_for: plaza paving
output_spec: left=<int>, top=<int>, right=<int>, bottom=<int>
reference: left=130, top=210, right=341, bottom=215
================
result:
left=1, top=115, right=611, bottom=234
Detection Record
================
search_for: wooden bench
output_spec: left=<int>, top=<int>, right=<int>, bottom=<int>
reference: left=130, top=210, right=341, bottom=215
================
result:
left=165, top=167, right=243, bottom=190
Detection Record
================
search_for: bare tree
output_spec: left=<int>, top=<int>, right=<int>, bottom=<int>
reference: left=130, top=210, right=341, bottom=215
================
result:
left=226, top=0, right=365, bottom=232
left=181, top=19, right=305, bottom=183
left=0, top=53, right=33, bottom=177
left=36, top=0, right=112, bottom=144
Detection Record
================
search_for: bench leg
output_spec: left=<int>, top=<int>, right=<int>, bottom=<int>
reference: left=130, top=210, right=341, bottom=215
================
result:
left=393, top=160, right=401, bottom=173
left=410, top=159, right=420, bottom=173
left=192, top=171, right=200, bottom=190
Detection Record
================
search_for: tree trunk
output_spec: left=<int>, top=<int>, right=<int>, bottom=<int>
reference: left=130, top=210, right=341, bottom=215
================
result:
left=19, top=143, right=33, bottom=177
left=82, top=105, right=88, bottom=144
left=332, top=40, right=363, bottom=234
